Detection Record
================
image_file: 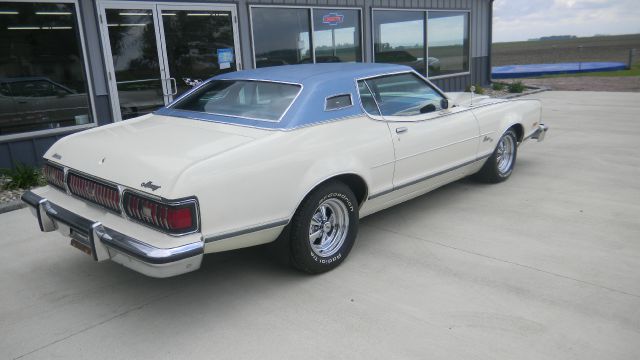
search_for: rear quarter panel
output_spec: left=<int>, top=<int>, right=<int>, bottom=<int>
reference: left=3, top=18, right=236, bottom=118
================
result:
left=171, top=116, right=395, bottom=245
left=471, top=99, right=542, bottom=157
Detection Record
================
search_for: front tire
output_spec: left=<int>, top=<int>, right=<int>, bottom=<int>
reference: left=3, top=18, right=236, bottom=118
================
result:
left=288, top=181, right=359, bottom=274
left=473, top=129, right=518, bottom=183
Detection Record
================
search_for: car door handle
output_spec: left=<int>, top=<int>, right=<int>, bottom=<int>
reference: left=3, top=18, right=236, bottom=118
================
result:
left=395, top=127, right=408, bottom=134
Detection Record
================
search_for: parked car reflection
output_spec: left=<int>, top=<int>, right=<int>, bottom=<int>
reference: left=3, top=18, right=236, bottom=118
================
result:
left=375, top=51, right=441, bottom=74
left=0, top=77, right=91, bottom=135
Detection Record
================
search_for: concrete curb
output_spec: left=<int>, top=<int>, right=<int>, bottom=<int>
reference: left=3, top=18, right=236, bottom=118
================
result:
left=0, top=200, right=26, bottom=214
left=502, top=86, right=552, bottom=99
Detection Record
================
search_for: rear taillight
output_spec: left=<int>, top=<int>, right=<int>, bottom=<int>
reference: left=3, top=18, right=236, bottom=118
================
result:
left=43, top=163, right=65, bottom=189
left=123, top=192, right=198, bottom=235
left=67, top=172, right=121, bottom=213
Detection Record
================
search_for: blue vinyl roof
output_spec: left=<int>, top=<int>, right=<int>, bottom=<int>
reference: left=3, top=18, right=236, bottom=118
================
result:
left=156, top=63, right=413, bottom=130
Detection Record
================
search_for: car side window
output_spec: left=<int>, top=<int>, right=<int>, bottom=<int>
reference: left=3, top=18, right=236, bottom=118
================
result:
left=357, top=80, right=381, bottom=116
left=10, top=80, right=59, bottom=97
left=363, top=73, right=444, bottom=116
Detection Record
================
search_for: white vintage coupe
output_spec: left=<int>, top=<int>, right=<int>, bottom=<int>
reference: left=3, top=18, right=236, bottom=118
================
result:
left=23, top=63, right=547, bottom=277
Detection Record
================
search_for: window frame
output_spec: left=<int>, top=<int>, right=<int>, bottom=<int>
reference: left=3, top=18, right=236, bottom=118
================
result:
left=355, top=70, right=449, bottom=121
left=249, top=5, right=364, bottom=69
left=370, top=8, right=472, bottom=80
left=0, top=0, right=98, bottom=143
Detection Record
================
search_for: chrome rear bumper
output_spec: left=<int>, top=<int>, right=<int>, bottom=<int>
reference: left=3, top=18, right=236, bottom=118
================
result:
left=22, top=190, right=203, bottom=278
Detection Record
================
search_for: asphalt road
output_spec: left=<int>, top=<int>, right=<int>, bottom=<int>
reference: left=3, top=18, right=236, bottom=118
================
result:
left=1, top=91, right=639, bottom=359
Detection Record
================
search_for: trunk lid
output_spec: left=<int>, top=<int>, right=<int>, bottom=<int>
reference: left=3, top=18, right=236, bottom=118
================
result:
left=45, top=114, right=270, bottom=197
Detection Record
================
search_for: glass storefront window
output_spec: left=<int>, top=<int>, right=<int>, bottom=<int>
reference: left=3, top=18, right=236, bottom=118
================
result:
left=373, top=10, right=425, bottom=74
left=251, top=7, right=312, bottom=67
left=373, top=10, right=470, bottom=78
left=312, top=9, right=361, bottom=63
left=0, top=2, right=92, bottom=136
left=427, top=11, right=469, bottom=77
left=251, top=7, right=362, bottom=68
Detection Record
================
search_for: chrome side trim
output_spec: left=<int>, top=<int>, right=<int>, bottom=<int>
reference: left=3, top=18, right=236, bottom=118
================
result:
left=368, top=154, right=491, bottom=200
left=282, top=114, right=362, bottom=131
left=203, top=219, right=289, bottom=243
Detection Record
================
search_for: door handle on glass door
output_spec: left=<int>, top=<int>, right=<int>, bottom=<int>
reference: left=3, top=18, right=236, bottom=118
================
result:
left=396, top=127, right=408, bottom=134
left=168, top=78, right=178, bottom=96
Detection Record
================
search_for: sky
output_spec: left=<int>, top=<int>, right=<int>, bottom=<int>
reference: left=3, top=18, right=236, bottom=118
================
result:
left=493, top=0, right=640, bottom=42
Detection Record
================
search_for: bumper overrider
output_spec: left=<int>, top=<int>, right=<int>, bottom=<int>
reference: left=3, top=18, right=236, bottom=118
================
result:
left=21, top=190, right=203, bottom=278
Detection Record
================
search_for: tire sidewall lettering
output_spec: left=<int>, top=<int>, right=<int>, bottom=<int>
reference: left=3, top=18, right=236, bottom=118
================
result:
left=309, top=191, right=354, bottom=265
left=317, top=192, right=354, bottom=213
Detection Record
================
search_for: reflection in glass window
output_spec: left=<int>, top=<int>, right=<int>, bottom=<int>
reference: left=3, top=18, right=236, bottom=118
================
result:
left=373, top=11, right=425, bottom=74
left=363, top=73, right=443, bottom=117
left=0, top=2, right=92, bottom=135
left=427, top=12, right=469, bottom=76
left=313, top=9, right=361, bottom=63
left=162, top=10, right=236, bottom=97
left=105, top=9, right=164, bottom=120
left=251, top=8, right=312, bottom=67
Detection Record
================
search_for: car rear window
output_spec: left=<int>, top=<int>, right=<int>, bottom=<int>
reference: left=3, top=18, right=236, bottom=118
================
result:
left=171, top=80, right=301, bottom=121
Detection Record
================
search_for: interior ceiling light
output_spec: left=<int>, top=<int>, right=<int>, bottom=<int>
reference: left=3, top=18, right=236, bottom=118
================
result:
left=7, top=26, right=40, bottom=30
left=119, top=12, right=151, bottom=16
left=35, top=11, right=72, bottom=15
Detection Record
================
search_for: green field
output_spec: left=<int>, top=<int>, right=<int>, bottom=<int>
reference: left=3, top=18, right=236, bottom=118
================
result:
left=492, top=34, right=640, bottom=67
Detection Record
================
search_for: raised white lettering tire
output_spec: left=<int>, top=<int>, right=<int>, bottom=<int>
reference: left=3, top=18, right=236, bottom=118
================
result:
left=288, top=181, right=359, bottom=274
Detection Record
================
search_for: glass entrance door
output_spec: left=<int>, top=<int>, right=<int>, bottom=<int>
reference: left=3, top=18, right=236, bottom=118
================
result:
left=158, top=6, right=240, bottom=98
left=98, top=2, right=241, bottom=121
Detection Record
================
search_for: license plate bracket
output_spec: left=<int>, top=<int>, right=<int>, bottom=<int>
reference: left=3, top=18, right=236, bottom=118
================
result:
left=69, top=228, right=94, bottom=258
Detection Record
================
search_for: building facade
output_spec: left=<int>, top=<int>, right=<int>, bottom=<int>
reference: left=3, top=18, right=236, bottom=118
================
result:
left=0, top=0, right=493, bottom=168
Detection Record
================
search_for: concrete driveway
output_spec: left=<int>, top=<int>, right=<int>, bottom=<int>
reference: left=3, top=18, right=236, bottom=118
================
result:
left=1, top=91, right=639, bottom=359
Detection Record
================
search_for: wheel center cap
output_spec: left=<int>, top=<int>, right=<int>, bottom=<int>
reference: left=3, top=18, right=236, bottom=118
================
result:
left=323, top=222, right=332, bottom=232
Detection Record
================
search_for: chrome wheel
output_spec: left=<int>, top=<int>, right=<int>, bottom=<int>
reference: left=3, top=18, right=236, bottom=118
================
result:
left=496, top=134, right=515, bottom=175
left=308, top=198, right=350, bottom=257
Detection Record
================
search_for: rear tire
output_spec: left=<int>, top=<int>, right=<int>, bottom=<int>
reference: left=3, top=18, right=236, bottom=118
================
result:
left=288, top=181, right=359, bottom=274
left=473, top=129, right=518, bottom=183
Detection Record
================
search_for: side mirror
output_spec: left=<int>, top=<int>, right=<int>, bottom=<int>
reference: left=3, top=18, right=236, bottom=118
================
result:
left=440, top=98, right=449, bottom=109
